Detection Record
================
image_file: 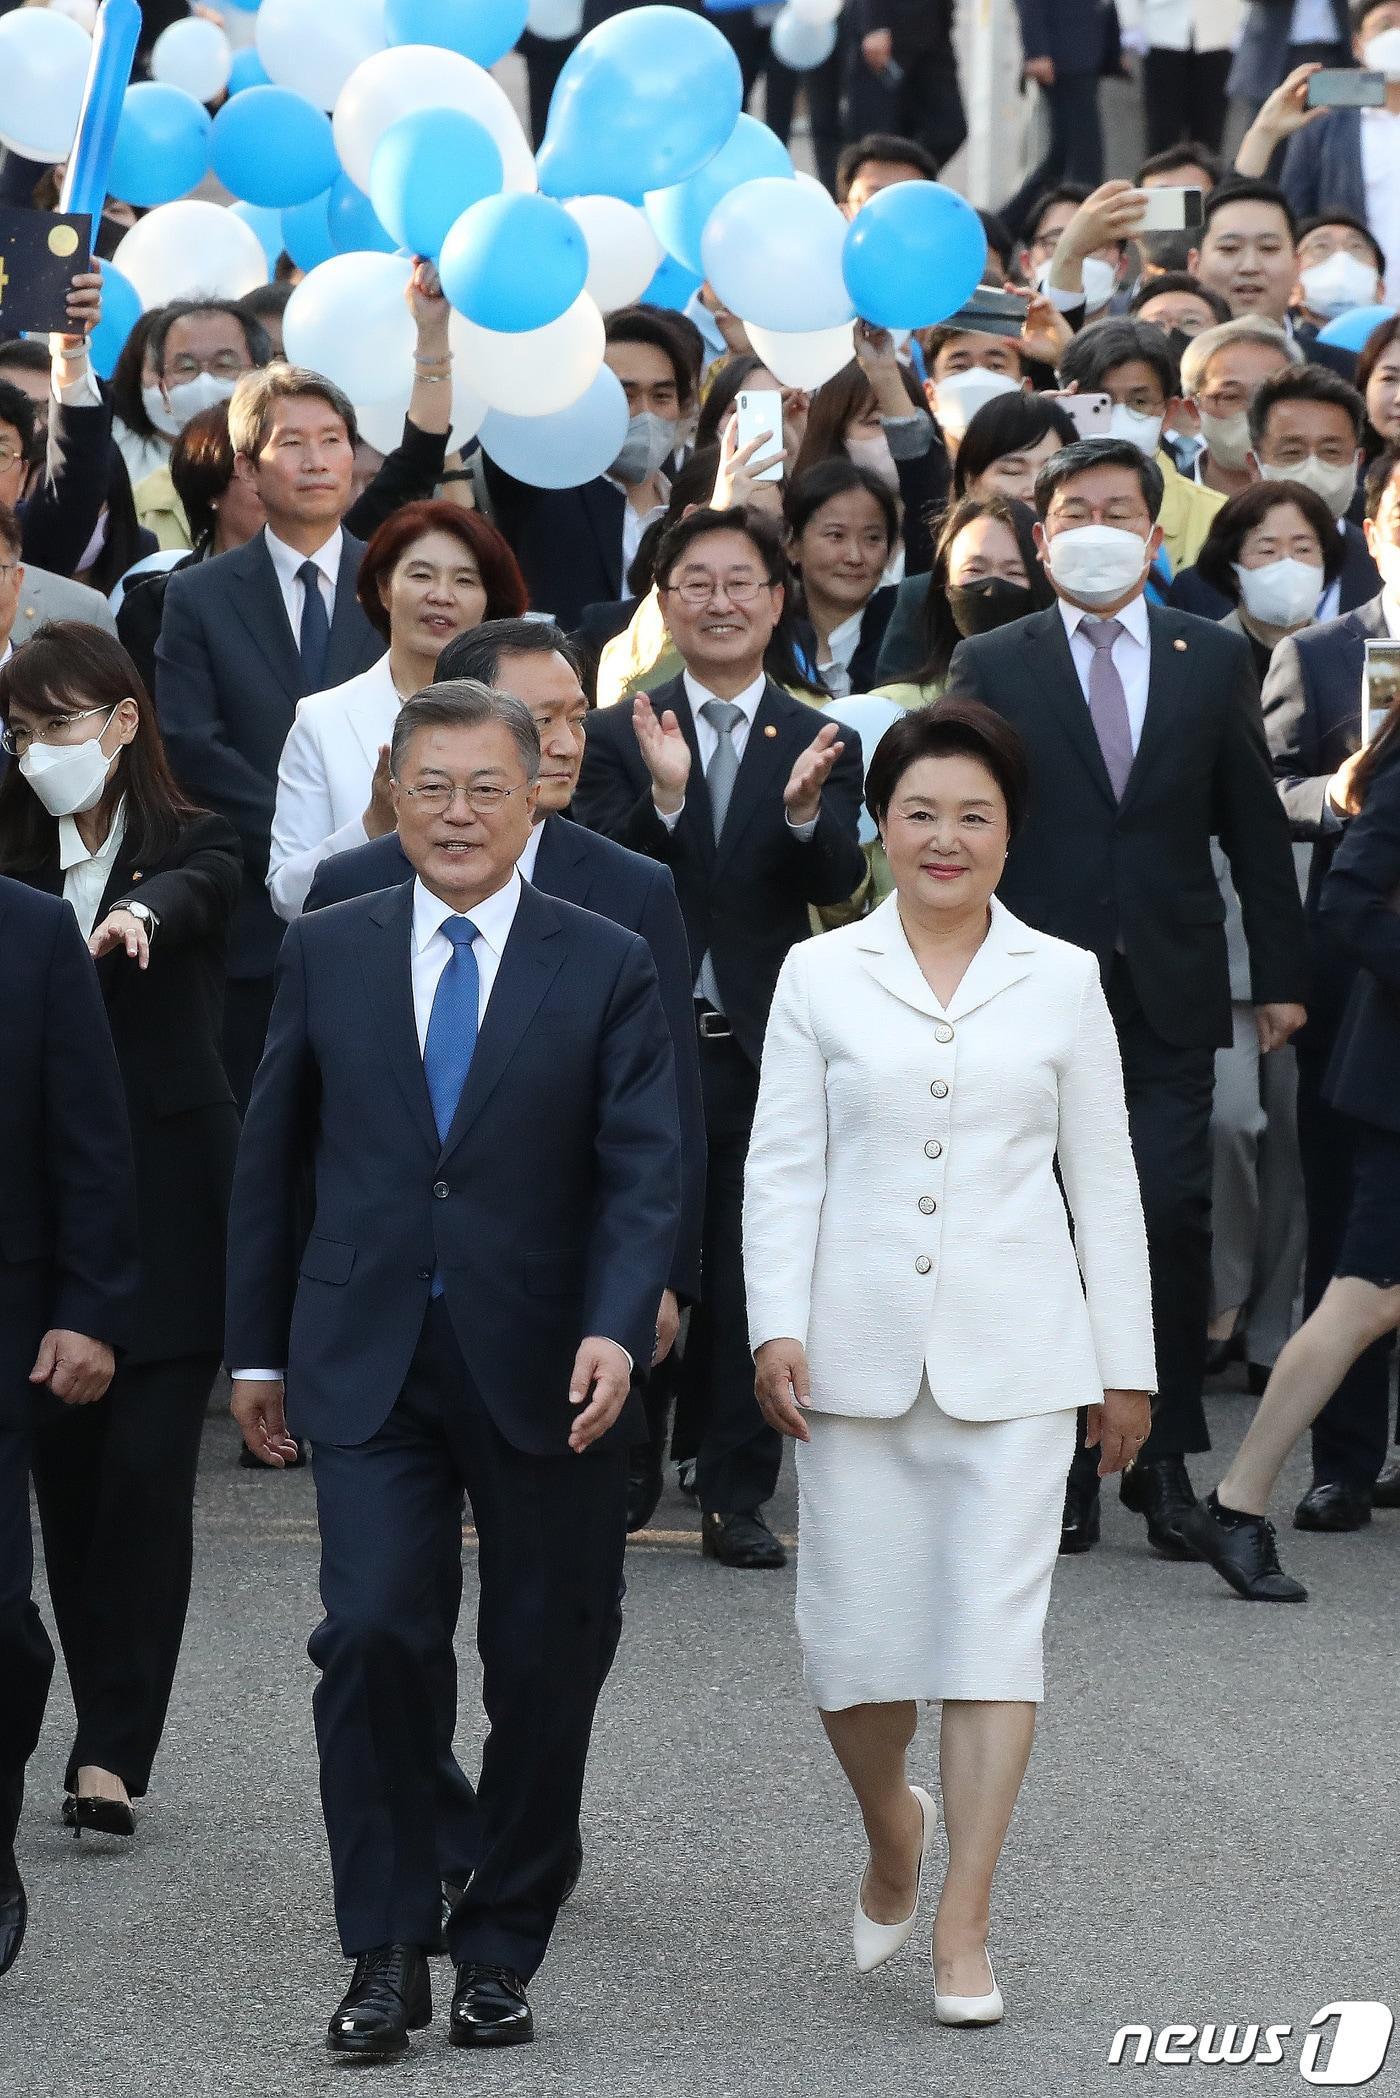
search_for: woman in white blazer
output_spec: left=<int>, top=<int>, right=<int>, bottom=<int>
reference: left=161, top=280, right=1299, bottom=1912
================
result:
left=267, top=500, right=527, bottom=919
left=743, top=700, right=1155, bottom=2026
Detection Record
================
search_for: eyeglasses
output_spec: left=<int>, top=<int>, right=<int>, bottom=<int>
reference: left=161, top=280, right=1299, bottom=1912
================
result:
left=1, top=702, right=116, bottom=758
left=661, top=574, right=773, bottom=607
left=392, top=779, right=529, bottom=816
left=0, top=442, right=24, bottom=469
left=165, top=351, right=248, bottom=381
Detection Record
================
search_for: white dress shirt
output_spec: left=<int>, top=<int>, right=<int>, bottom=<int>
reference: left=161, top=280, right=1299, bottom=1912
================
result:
left=1384, top=589, right=1400, bottom=639
left=60, top=798, right=127, bottom=941
left=656, top=670, right=818, bottom=840
left=1362, top=108, right=1400, bottom=300
left=817, top=610, right=865, bottom=701
left=1116, top=0, right=1243, bottom=52
left=265, top=525, right=341, bottom=638
left=1290, top=0, right=1340, bottom=38
left=1059, top=593, right=1152, bottom=754
left=410, top=870, right=522, bottom=1048
left=517, top=819, right=545, bottom=884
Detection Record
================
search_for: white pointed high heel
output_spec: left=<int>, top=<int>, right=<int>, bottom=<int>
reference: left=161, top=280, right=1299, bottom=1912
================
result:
left=933, top=1946, right=1004, bottom=2026
left=852, top=1785, right=938, bottom=1975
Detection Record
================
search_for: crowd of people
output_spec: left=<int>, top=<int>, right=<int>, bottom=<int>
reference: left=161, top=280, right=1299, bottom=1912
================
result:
left=5, top=0, right=1400, bottom=2065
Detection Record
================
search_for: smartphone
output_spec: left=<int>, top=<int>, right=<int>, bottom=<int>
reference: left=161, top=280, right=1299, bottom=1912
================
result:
left=942, top=284, right=1030, bottom=339
left=1134, top=186, right=1204, bottom=234
left=1363, top=640, right=1400, bottom=742
left=1051, top=390, right=1113, bottom=440
left=1307, top=69, right=1386, bottom=108
left=734, top=388, right=785, bottom=483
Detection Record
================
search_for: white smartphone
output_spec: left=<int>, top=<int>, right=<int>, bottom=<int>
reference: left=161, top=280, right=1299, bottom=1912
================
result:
left=734, top=388, right=785, bottom=483
left=1051, top=390, right=1113, bottom=440
left=1134, top=186, right=1205, bottom=234
left=1363, top=640, right=1400, bottom=743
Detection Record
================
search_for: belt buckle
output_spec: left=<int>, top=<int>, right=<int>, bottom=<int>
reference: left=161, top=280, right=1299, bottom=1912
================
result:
left=696, top=1007, right=733, bottom=1041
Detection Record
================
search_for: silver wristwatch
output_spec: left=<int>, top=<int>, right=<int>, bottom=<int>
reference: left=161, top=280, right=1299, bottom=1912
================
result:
left=118, top=899, right=159, bottom=941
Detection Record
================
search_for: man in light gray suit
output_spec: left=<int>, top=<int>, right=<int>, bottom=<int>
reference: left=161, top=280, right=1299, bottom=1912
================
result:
left=0, top=505, right=115, bottom=677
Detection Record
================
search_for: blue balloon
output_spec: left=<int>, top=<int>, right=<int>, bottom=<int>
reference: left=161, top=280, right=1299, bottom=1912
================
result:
left=106, top=83, right=211, bottom=209
left=281, top=189, right=335, bottom=274
left=537, top=5, right=743, bottom=201
left=369, top=108, right=503, bottom=260
left=327, top=174, right=398, bottom=255
left=642, top=250, right=702, bottom=310
left=226, top=48, right=272, bottom=96
left=384, top=0, right=529, bottom=67
left=1317, top=303, right=1398, bottom=352
left=479, top=366, right=630, bottom=488
left=88, top=261, right=142, bottom=383
left=211, top=85, right=338, bottom=209
left=842, top=181, right=987, bottom=331
left=440, top=192, right=589, bottom=332
left=230, top=200, right=285, bottom=269
left=644, top=114, right=791, bottom=277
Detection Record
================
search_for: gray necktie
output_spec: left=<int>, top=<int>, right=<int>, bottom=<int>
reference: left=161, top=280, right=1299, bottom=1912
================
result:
left=696, top=699, right=744, bottom=1010
left=1081, top=616, right=1135, bottom=800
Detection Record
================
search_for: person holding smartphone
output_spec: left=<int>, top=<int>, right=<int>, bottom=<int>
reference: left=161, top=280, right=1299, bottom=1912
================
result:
left=846, top=1, right=967, bottom=174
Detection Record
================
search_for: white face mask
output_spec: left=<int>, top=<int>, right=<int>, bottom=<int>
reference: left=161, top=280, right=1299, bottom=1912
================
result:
left=844, top=432, right=901, bottom=491
left=1038, top=254, right=1116, bottom=313
left=18, top=708, right=118, bottom=818
left=1046, top=523, right=1150, bottom=606
left=931, top=366, right=1022, bottom=439
left=1104, top=403, right=1163, bottom=458
left=1364, top=26, right=1400, bottom=78
left=1257, top=454, right=1358, bottom=520
left=1299, top=250, right=1381, bottom=320
left=1233, top=556, right=1324, bottom=629
left=162, top=372, right=240, bottom=433
left=1196, top=406, right=1254, bottom=473
left=142, top=382, right=180, bottom=440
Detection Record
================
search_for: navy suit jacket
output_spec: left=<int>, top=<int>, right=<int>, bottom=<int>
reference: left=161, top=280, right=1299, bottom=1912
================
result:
left=0, top=879, right=137, bottom=1418
left=225, top=878, right=681, bottom=1454
left=155, top=528, right=382, bottom=981
left=1281, top=106, right=1366, bottom=227
left=1319, top=750, right=1400, bottom=1134
left=482, top=459, right=626, bottom=631
left=305, top=813, right=706, bottom=1302
left=1170, top=521, right=1380, bottom=625
left=1014, top=0, right=1111, bottom=70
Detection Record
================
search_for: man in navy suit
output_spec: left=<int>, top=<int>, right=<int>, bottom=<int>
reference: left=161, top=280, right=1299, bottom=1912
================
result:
left=155, top=365, right=383, bottom=1109
left=306, top=618, right=705, bottom=1534
left=0, top=880, right=136, bottom=1981
left=226, top=683, right=680, bottom=2059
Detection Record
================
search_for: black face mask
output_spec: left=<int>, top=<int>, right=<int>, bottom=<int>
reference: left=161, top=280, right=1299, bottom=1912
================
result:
left=1165, top=326, right=1195, bottom=364
left=948, top=576, right=1039, bottom=638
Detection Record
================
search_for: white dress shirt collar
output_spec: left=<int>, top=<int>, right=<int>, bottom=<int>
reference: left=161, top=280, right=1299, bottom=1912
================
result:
left=1383, top=589, right=1400, bottom=641
left=1057, top=592, right=1151, bottom=650
left=517, top=819, right=546, bottom=883
left=265, top=524, right=342, bottom=599
left=59, top=795, right=125, bottom=876
left=682, top=667, right=768, bottom=725
left=412, top=867, right=522, bottom=956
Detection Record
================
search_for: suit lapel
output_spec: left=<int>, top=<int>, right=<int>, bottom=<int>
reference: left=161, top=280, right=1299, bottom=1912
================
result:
left=712, top=679, right=792, bottom=874
left=439, top=883, right=566, bottom=1163
left=853, top=895, right=944, bottom=1019
left=647, top=676, right=715, bottom=870
left=227, top=534, right=302, bottom=702
left=579, top=480, right=626, bottom=598
left=1118, top=607, right=1192, bottom=820
left=324, top=537, right=372, bottom=689
left=529, top=812, right=594, bottom=907
left=854, top=895, right=1036, bottom=1022
left=1021, top=612, right=1117, bottom=809
left=359, top=882, right=439, bottom=1157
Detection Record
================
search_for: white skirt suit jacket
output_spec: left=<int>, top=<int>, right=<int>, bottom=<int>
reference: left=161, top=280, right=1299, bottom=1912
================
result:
left=267, top=654, right=396, bottom=922
left=744, top=895, right=1157, bottom=1708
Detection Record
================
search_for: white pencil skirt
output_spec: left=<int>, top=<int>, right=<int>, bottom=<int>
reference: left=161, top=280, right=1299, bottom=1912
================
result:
left=794, top=1375, right=1079, bottom=1710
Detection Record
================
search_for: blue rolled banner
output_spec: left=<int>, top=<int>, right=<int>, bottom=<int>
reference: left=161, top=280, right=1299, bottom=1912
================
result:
left=59, top=0, right=142, bottom=228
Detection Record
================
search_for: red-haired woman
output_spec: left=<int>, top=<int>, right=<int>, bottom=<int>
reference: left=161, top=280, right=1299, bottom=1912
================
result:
left=267, top=499, right=527, bottom=919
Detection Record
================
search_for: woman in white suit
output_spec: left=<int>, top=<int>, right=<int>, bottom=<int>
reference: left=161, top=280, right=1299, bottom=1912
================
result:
left=266, top=500, right=527, bottom=919
left=743, top=700, right=1155, bottom=2025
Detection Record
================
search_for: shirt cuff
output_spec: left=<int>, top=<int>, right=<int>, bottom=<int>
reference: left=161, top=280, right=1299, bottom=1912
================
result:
left=53, top=365, right=102, bottom=409
left=1043, top=280, right=1088, bottom=314
left=1321, top=797, right=1345, bottom=832
left=231, top=1368, right=284, bottom=1381
left=881, top=411, right=934, bottom=460
left=655, top=796, right=684, bottom=831
left=785, top=811, right=819, bottom=842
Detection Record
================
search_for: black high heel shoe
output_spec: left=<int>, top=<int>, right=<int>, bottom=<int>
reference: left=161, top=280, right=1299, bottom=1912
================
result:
left=62, top=1793, right=135, bottom=1840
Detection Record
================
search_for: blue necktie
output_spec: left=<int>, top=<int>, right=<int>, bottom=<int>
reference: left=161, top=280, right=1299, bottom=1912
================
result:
left=298, top=557, right=330, bottom=696
left=423, top=917, right=480, bottom=1144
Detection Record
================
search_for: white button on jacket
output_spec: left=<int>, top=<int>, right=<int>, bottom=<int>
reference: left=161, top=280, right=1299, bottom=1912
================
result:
left=743, top=893, right=1157, bottom=1423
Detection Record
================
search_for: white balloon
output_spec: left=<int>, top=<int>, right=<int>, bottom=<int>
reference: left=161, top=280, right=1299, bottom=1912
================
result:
left=746, top=320, right=855, bottom=391
left=48, top=0, right=97, bottom=31
left=563, top=197, right=663, bottom=315
left=151, top=18, right=233, bottom=102
left=768, top=6, right=837, bottom=69
left=479, top=366, right=630, bottom=489
left=112, top=200, right=270, bottom=308
left=333, top=45, right=535, bottom=199
left=787, top=0, right=844, bottom=23
left=257, top=0, right=385, bottom=112
left=0, top=9, right=90, bottom=164
left=283, top=252, right=418, bottom=404
left=455, top=293, right=605, bottom=417
left=526, top=0, right=585, bottom=36
left=353, top=312, right=487, bottom=452
left=701, top=177, right=854, bottom=332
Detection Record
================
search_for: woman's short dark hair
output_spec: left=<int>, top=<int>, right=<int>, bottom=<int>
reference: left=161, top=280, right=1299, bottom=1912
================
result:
left=106, top=308, right=166, bottom=443
left=355, top=499, right=528, bottom=640
left=695, top=355, right=769, bottom=454
left=794, top=357, right=924, bottom=480
left=170, top=403, right=236, bottom=550
left=784, top=458, right=899, bottom=550
left=864, top=696, right=1030, bottom=841
left=1355, top=311, right=1400, bottom=449
left=914, top=493, right=1052, bottom=687
left=952, top=390, right=1079, bottom=499
left=0, top=623, right=197, bottom=873
left=1192, top=479, right=1342, bottom=601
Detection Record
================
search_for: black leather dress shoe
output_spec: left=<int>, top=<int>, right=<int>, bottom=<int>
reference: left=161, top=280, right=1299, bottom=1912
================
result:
left=560, top=1829, right=583, bottom=1906
left=1119, top=1455, right=1200, bottom=1560
left=626, top=1445, right=663, bottom=1533
left=0, top=1848, right=25, bottom=1980
left=701, top=1510, right=786, bottom=1568
left=1059, top=1478, right=1100, bottom=1554
left=326, top=1944, right=431, bottom=2060
left=1177, top=1494, right=1307, bottom=1602
left=449, top=1963, right=533, bottom=2047
left=1293, top=1480, right=1372, bottom=1532
left=1370, top=1457, right=1400, bottom=1509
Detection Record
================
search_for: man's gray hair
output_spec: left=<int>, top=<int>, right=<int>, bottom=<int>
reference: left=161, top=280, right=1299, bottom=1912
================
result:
left=1179, top=316, right=1303, bottom=400
left=227, top=363, right=358, bottom=458
left=389, top=679, right=542, bottom=782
